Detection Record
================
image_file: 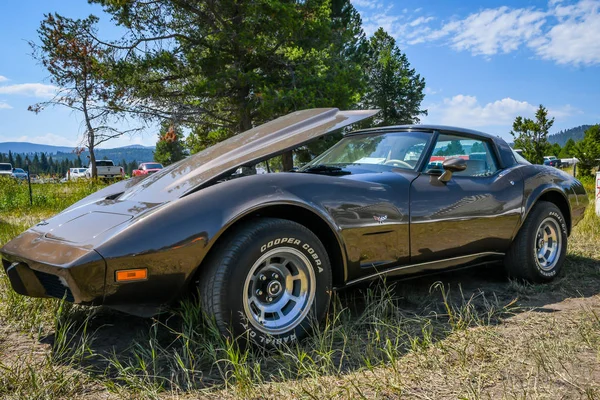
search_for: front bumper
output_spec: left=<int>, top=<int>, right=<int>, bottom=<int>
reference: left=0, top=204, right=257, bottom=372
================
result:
left=1, top=231, right=107, bottom=304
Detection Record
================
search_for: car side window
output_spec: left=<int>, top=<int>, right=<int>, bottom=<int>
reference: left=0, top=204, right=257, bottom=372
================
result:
left=425, top=134, right=498, bottom=177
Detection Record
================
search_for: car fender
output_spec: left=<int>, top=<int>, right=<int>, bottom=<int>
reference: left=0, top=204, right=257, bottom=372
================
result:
left=94, top=173, right=363, bottom=305
left=518, top=167, right=576, bottom=235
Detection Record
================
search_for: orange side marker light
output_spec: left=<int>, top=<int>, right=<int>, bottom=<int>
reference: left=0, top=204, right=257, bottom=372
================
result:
left=116, top=268, right=148, bottom=282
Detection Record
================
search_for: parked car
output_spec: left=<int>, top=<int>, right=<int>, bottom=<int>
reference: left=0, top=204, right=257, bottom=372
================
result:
left=543, top=156, right=561, bottom=168
left=560, top=157, right=579, bottom=167
left=67, top=168, right=89, bottom=181
left=11, top=168, right=28, bottom=180
left=1, top=108, right=588, bottom=346
left=132, top=162, right=164, bottom=176
left=0, top=163, right=13, bottom=178
left=29, top=174, right=41, bottom=183
left=85, top=160, right=124, bottom=179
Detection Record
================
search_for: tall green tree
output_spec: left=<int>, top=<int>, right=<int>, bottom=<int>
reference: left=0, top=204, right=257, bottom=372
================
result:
left=154, top=121, right=187, bottom=166
left=572, top=125, right=600, bottom=177
left=362, top=28, right=427, bottom=126
left=559, top=138, right=576, bottom=158
left=29, top=14, right=134, bottom=178
left=510, top=105, right=554, bottom=165
left=91, top=0, right=373, bottom=169
left=93, top=1, right=340, bottom=131
left=549, top=142, right=562, bottom=158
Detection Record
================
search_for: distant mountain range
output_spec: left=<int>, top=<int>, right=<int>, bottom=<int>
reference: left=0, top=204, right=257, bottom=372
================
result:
left=547, top=125, right=593, bottom=146
left=0, top=142, right=156, bottom=165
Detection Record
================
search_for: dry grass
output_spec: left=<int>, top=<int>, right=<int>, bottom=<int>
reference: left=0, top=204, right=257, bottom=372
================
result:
left=0, top=178, right=599, bottom=399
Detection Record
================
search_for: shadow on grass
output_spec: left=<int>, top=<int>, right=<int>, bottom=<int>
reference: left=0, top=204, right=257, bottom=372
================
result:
left=41, top=254, right=600, bottom=394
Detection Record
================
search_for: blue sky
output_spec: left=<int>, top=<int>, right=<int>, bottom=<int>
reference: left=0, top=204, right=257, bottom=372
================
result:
left=0, top=0, right=599, bottom=148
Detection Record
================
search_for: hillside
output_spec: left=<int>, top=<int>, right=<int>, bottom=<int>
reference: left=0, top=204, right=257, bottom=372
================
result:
left=0, top=142, right=156, bottom=165
left=0, top=142, right=74, bottom=154
left=548, top=125, right=593, bottom=146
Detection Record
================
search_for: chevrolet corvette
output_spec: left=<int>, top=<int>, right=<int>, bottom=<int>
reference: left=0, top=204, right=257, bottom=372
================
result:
left=1, top=108, right=588, bottom=345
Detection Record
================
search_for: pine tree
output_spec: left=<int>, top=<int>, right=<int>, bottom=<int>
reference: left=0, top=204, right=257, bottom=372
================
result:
left=572, top=125, right=600, bottom=177
left=362, top=28, right=427, bottom=126
left=511, top=105, right=554, bottom=165
left=154, top=122, right=186, bottom=166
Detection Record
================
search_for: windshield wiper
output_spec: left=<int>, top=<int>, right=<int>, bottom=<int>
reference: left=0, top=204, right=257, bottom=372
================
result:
left=300, top=164, right=351, bottom=175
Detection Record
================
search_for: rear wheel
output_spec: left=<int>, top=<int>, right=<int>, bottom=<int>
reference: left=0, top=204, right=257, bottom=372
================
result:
left=198, top=218, right=332, bottom=346
left=504, top=201, right=568, bottom=282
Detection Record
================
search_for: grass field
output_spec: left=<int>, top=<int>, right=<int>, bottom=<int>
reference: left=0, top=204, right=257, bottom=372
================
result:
left=0, top=177, right=599, bottom=399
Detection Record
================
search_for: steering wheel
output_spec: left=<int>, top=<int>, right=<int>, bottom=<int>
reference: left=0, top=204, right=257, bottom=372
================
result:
left=384, top=159, right=413, bottom=169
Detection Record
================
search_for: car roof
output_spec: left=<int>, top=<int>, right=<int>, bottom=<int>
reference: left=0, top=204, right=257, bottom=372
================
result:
left=347, top=124, right=498, bottom=140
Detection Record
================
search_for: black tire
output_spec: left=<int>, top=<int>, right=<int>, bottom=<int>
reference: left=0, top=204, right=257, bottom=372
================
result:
left=504, top=201, right=568, bottom=282
left=198, top=218, right=332, bottom=346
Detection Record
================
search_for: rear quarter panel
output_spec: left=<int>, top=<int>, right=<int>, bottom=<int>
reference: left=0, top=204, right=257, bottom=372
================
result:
left=519, top=164, right=587, bottom=234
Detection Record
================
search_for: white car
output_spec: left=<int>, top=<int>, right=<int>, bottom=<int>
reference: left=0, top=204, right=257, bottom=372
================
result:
left=67, top=168, right=88, bottom=180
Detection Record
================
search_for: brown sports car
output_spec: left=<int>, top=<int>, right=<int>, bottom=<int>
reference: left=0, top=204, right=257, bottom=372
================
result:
left=1, top=108, right=588, bottom=345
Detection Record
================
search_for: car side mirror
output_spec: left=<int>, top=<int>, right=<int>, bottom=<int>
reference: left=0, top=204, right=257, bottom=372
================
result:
left=439, top=157, right=467, bottom=183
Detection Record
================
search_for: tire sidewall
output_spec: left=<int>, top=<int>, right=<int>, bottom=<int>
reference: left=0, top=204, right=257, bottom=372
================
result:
left=528, top=204, right=568, bottom=280
left=222, top=223, right=331, bottom=346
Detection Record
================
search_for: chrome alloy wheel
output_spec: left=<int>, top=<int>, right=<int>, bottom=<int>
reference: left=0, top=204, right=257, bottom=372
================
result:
left=535, top=217, right=562, bottom=271
left=243, top=247, right=316, bottom=334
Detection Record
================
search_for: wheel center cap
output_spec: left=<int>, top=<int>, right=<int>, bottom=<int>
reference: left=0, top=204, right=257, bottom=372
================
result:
left=538, top=238, right=545, bottom=248
left=267, top=280, right=282, bottom=296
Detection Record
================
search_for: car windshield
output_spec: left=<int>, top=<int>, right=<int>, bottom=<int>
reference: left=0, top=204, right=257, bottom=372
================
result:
left=301, top=131, right=431, bottom=171
left=78, top=168, right=87, bottom=173
left=144, top=163, right=163, bottom=169
left=96, top=161, right=114, bottom=167
left=13, top=169, right=25, bottom=173
left=0, top=164, right=11, bottom=171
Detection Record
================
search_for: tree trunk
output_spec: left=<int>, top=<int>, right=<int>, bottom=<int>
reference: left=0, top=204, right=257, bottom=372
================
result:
left=89, top=145, right=97, bottom=179
left=281, top=151, right=294, bottom=171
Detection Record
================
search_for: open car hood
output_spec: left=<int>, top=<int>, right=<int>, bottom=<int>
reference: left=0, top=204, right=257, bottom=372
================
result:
left=117, top=108, right=378, bottom=203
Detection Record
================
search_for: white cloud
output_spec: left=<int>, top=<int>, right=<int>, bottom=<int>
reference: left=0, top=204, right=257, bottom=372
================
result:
left=0, top=76, right=8, bottom=83
left=362, top=13, right=402, bottom=36
left=532, top=0, right=600, bottom=65
left=422, top=7, right=547, bottom=56
left=547, top=104, right=582, bottom=118
left=423, top=95, right=537, bottom=128
left=362, top=13, right=438, bottom=43
left=409, top=16, right=434, bottom=27
left=0, top=83, right=58, bottom=98
left=379, top=0, right=600, bottom=66
left=423, top=94, right=581, bottom=130
left=351, top=0, right=382, bottom=10
left=0, top=102, right=12, bottom=110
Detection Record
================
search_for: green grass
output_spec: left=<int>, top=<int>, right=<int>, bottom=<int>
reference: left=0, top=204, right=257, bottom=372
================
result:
left=0, top=180, right=599, bottom=399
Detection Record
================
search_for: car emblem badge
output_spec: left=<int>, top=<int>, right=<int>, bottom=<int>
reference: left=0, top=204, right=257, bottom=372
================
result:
left=373, top=215, right=388, bottom=224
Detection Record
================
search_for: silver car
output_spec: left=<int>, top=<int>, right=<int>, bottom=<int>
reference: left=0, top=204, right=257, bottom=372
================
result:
left=12, top=168, right=28, bottom=180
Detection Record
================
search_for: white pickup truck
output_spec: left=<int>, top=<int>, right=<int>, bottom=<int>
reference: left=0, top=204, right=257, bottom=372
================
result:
left=85, top=160, right=124, bottom=179
left=0, top=163, right=13, bottom=178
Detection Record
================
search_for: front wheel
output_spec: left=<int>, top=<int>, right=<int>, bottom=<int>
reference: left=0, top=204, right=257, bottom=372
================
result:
left=504, top=201, right=568, bottom=282
left=198, top=218, right=332, bottom=346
